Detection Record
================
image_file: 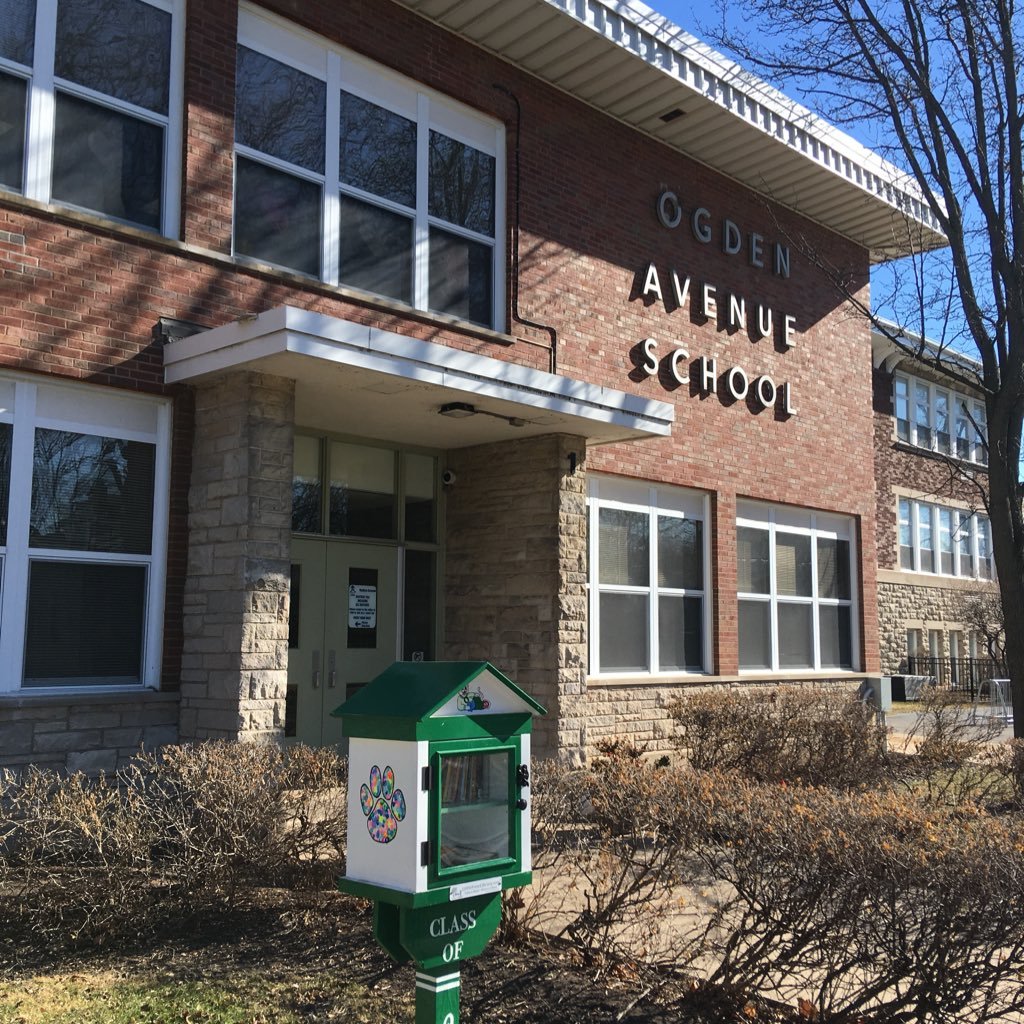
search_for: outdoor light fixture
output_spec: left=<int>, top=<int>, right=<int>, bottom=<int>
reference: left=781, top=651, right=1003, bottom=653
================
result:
left=437, top=402, right=526, bottom=428
left=438, top=402, right=478, bottom=418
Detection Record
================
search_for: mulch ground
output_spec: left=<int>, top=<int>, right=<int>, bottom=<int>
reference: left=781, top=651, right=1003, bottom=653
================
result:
left=0, top=889, right=781, bottom=1023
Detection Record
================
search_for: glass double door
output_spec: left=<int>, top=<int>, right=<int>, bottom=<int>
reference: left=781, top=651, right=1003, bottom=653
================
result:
left=287, top=538, right=398, bottom=747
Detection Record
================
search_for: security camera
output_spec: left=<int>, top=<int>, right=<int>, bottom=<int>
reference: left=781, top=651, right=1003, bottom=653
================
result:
left=442, top=469, right=457, bottom=486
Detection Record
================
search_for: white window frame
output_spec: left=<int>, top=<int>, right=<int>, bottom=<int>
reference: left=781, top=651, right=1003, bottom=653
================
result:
left=736, top=501, right=860, bottom=673
left=588, top=476, right=711, bottom=677
left=0, top=0, right=185, bottom=236
left=234, top=5, right=506, bottom=332
left=907, top=628, right=922, bottom=659
left=896, top=496, right=994, bottom=580
left=0, top=374, right=171, bottom=693
left=893, top=372, right=988, bottom=466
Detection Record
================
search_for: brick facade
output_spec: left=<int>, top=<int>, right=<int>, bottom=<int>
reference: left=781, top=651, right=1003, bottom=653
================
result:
left=871, top=357, right=1001, bottom=676
left=0, top=0, right=902, bottom=772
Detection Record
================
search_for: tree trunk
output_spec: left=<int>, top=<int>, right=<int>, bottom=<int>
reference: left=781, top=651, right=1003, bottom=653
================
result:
left=985, top=398, right=1024, bottom=736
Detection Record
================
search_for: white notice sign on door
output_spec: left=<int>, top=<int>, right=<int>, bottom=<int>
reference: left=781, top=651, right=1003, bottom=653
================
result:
left=348, top=584, right=377, bottom=629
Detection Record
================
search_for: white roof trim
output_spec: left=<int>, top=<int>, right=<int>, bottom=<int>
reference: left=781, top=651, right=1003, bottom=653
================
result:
left=600, top=0, right=937, bottom=219
left=394, top=0, right=946, bottom=258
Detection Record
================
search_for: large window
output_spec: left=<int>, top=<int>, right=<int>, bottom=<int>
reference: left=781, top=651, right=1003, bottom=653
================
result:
left=737, top=502, right=857, bottom=672
left=0, top=0, right=183, bottom=234
left=588, top=477, right=709, bottom=676
left=234, top=7, right=504, bottom=330
left=894, top=373, right=987, bottom=465
left=898, top=497, right=994, bottom=580
left=0, top=376, right=170, bottom=690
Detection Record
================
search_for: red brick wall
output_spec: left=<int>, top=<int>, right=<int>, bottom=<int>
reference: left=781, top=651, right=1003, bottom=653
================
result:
left=0, top=0, right=880, bottom=681
left=872, top=363, right=988, bottom=570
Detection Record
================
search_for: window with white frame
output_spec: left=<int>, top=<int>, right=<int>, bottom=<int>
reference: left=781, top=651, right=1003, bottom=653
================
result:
left=737, top=502, right=857, bottom=672
left=897, top=497, right=994, bottom=580
left=588, top=477, right=709, bottom=676
left=0, top=0, right=184, bottom=234
left=233, top=7, right=505, bottom=330
left=907, top=628, right=922, bottom=659
left=893, top=373, right=987, bottom=465
left=0, top=376, right=170, bottom=691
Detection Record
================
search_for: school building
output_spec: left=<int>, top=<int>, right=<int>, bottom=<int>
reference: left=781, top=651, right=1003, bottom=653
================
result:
left=0, top=0, right=946, bottom=772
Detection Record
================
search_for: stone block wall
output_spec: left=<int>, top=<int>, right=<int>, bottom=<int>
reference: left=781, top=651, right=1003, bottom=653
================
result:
left=0, top=691, right=179, bottom=774
left=575, top=677, right=864, bottom=761
left=178, top=371, right=295, bottom=743
left=877, top=576, right=1000, bottom=674
left=443, top=434, right=588, bottom=762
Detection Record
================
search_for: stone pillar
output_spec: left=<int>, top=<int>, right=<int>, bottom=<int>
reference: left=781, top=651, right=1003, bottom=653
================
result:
left=178, top=371, right=294, bottom=743
left=443, top=434, right=588, bottom=764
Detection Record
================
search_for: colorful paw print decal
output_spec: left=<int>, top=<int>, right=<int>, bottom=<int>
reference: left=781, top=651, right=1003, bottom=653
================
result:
left=359, top=764, right=407, bottom=844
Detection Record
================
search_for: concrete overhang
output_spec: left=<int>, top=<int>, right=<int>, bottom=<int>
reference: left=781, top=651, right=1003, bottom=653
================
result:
left=163, top=305, right=674, bottom=447
left=392, top=0, right=948, bottom=262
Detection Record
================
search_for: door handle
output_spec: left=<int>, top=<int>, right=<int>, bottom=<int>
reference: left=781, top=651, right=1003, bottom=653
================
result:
left=312, top=649, right=321, bottom=689
left=328, top=649, right=337, bottom=689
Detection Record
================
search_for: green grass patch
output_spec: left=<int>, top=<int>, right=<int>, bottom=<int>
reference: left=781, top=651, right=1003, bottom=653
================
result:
left=0, top=970, right=410, bottom=1024
left=888, top=700, right=923, bottom=713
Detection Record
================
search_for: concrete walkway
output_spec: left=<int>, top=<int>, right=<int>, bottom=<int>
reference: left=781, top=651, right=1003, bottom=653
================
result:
left=884, top=702, right=1016, bottom=747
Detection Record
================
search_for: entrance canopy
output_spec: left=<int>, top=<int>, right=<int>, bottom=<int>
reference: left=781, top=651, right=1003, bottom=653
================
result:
left=163, top=305, right=674, bottom=447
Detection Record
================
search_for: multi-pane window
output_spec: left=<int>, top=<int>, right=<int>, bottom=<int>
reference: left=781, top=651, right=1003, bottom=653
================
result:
left=894, top=373, right=987, bottom=465
left=897, top=498, right=994, bottom=579
left=588, top=477, right=708, bottom=675
left=234, top=9, right=504, bottom=330
left=0, top=0, right=183, bottom=234
left=737, top=502, right=856, bottom=672
left=291, top=436, right=438, bottom=545
left=0, top=376, right=170, bottom=691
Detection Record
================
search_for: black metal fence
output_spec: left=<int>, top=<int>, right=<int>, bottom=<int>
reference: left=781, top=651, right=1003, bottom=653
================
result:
left=905, top=656, right=1007, bottom=699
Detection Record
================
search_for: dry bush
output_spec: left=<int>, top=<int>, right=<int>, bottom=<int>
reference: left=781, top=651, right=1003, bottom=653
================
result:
left=0, top=742, right=346, bottom=949
left=668, top=687, right=888, bottom=788
left=892, top=690, right=1013, bottom=807
left=1006, top=739, right=1024, bottom=804
left=513, top=746, right=705, bottom=978
left=688, top=774, right=1024, bottom=1023
left=0, top=766, right=157, bottom=944
left=135, top=741, right=347, bottom=895
left=524, top=746, right=1024, bottom=1022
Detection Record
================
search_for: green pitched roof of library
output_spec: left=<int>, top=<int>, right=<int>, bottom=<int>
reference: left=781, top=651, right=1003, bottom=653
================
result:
left=332, top=661, right=546, bottom=742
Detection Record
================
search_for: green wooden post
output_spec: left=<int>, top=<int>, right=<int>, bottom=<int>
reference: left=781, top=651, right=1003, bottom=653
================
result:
left=415, top=965, right=461, bottom=1024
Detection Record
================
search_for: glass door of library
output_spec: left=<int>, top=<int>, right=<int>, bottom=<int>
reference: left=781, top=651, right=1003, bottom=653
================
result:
left=287, top=538, right=398, bottom=747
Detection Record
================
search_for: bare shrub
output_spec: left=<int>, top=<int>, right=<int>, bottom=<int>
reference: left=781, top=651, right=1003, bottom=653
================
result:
left=513, top=746, right=704, bottom=978
left=0, top=766, right=157, bottom=944
left=1006, top=739, right=1024, bottom=804
left=892, top=689, right=1012, bottom=807
left=0, top=742, right=346, bottom=949
left=686, top=774, right=1024, bottom=1023
left=668, top=687, right=888, bottom=788
left=135, top=741, right=347, bottom=896
left=524, top=745, right=1024, bottom=1022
